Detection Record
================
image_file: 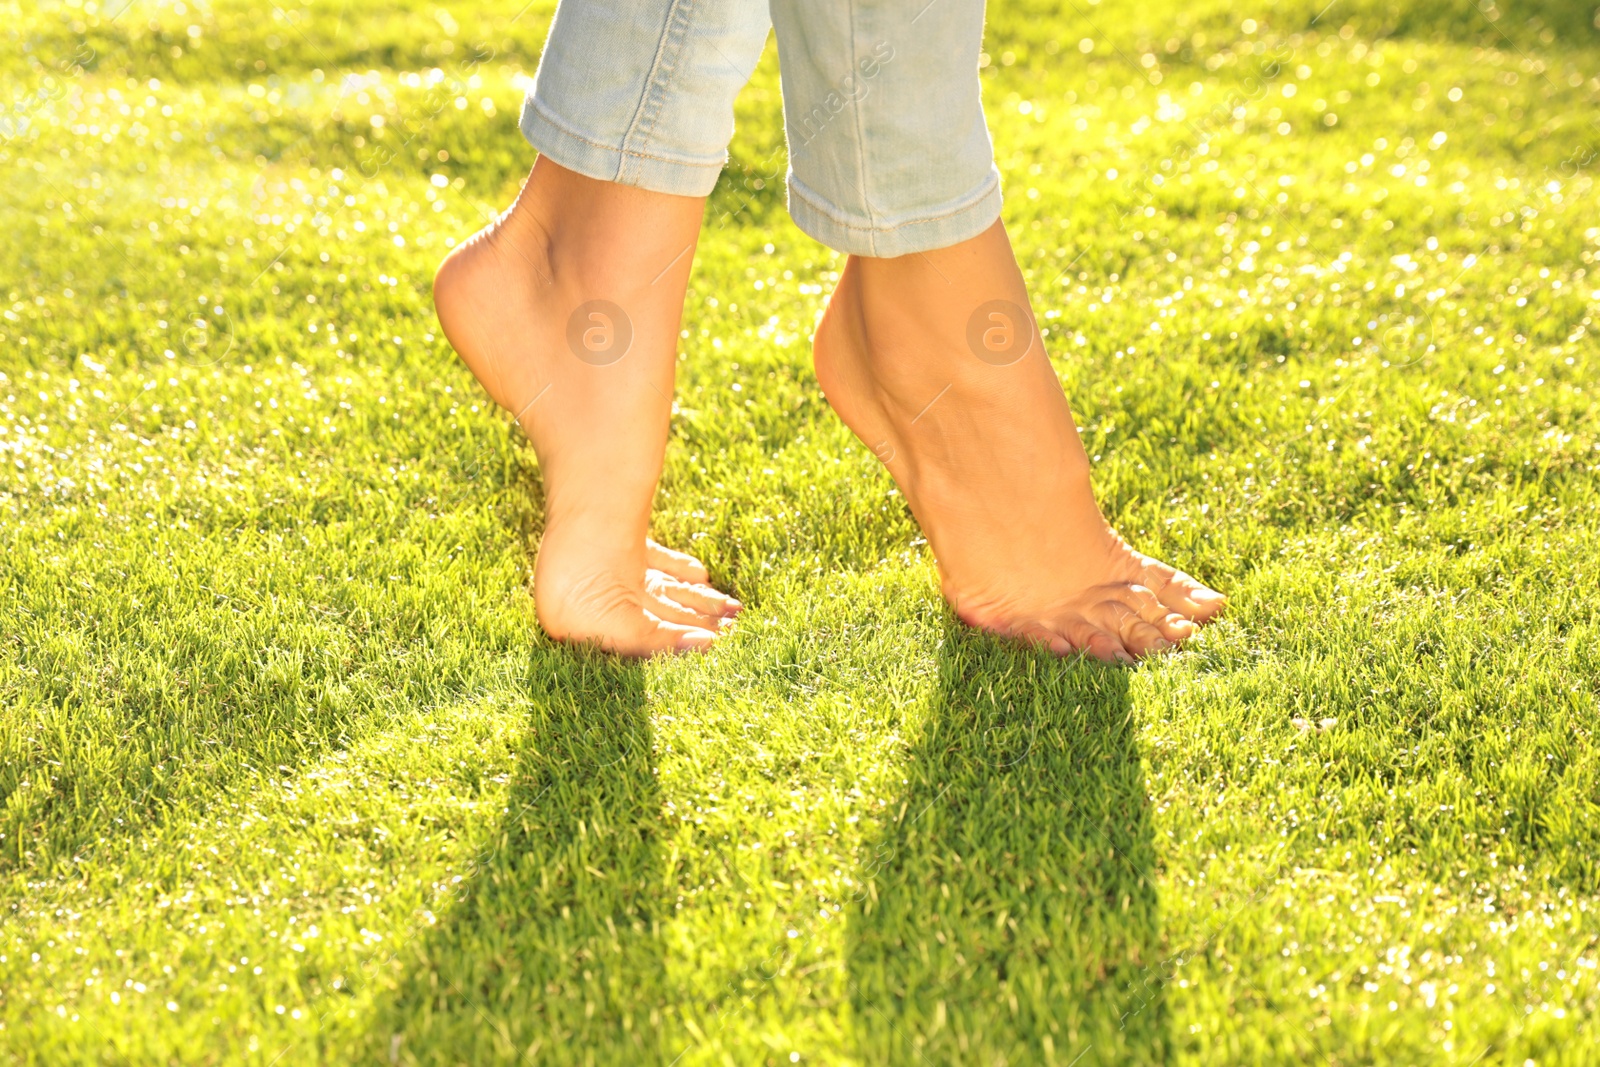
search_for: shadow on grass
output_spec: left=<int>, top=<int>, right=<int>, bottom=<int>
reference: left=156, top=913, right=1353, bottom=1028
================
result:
left=374, top=651, right=671, bottom=1066
left=848, top=624, right=1167, bottom=1065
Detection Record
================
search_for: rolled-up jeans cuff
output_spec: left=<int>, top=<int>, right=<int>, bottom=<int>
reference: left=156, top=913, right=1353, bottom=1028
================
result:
left=786, top=166, right=1003, bottom=257
left=519, top=94, right=727, bottom=198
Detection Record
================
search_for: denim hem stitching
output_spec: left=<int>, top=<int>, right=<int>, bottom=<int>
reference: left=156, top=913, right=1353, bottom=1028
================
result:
left=527, top=97, right=726, bottom=170
left=788, top=168, right=1000, bottom=233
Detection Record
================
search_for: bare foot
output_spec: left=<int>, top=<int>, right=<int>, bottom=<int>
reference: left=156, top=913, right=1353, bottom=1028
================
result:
left=813, top=220, right=1224, bottom=662
left=433, top=158, right=740, bottom=656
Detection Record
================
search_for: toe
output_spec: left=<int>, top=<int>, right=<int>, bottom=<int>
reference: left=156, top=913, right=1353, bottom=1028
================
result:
left=1091, top=631, right=1135, bottom=664
left=646, top=539, right=711, bottom=584
left=536, top=582, right=720, bottom=657
left=645, top=585, right=730, bottom=633
left=645, top=569, right=741, bottom=618
left=1016, top=621, right=1076, bottom=657
left=1161, top=615, right=1197, bottom=642
left=1183, top=578, right=1227, bottom=617
left=1051, top=615, right=1132, bottom=663
left=1134, top=555, right=1225, bottom=623
left=1154, top=570, right=1226, bottom=623
left=1118, top=616, right=1173, bottom=658
left=1121, top=584, right=1197, bottom=644
left=1088, top=599, right=1171, bottom=660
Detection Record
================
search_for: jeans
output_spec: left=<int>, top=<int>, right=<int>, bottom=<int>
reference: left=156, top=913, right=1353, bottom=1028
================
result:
left=519, top=0, right=1002, bottom=256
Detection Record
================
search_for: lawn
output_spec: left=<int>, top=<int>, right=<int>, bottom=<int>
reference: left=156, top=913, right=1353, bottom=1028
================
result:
left=3, top=0, right=1600, bottom=1063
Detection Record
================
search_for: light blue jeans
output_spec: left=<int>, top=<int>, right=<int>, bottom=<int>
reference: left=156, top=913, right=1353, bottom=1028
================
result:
left=520, top=0, right=1002, bottom=256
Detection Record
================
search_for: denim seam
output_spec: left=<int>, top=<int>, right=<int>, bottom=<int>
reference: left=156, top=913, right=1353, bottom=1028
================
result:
left=528, top=97, right=725, bottom=170
left=788, top=168, right=1000, bottom=232
left=844, top=0, right=876, bottom=254
left=619, top=0, right=697, bottom=178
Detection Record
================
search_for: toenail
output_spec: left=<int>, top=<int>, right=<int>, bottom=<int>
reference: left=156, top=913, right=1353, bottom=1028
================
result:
left=1113, top=650, right=1136, bottom=665
left=1151, top=638, right=1173, bottom=651
left=679, top=630, right=716, bottom=651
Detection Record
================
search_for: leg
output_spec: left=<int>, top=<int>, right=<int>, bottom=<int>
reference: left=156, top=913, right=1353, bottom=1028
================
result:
left=435, top=159, right=741, bottom=655
left=434, top=0, right=770, bottom=656
left=772, top=0, right=1224, bottom=661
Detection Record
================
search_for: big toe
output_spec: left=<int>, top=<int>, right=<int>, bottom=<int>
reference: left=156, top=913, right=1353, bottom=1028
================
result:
left=1155, top=572, right=1227, bottom=623
left=646, top=539, right=714, bottom=585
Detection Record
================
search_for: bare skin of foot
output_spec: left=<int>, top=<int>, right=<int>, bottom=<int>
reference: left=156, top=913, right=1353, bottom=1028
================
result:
left=813, top=219, right=1224, bottom=662
left=433, top=158, right=741, bottom=656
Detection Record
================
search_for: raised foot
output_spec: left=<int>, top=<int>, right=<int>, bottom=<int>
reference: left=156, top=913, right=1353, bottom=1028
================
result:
left=535, top=538, right=743, bottom=658
left=812, top=220, right=1224, bottom=663
left=432, top=159, right=741, bottom=657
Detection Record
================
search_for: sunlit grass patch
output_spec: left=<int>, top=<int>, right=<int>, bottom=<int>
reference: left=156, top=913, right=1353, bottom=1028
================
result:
left=3, top=0, right=1599, bottom=1063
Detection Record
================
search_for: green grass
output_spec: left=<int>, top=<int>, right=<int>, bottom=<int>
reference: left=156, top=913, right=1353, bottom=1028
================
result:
left=4, top=0, right=1600, bottom=1062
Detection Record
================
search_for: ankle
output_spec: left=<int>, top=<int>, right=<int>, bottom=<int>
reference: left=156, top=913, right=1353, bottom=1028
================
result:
left=493, top=187, right=556, bottom=269
left=542, top=486, right=653, bottom=556
left=510, top=159, right=704, bottom=305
